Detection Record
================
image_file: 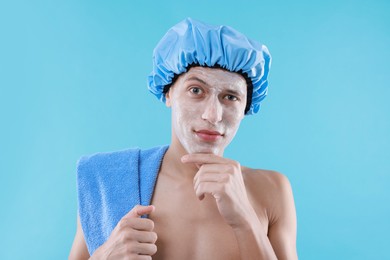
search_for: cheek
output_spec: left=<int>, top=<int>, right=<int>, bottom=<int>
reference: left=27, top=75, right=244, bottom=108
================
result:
left=224, top=109, right=244, bottom=132
left=174, top=100, right=198, bottom=120
left=172, top=101, right=197, bottom=133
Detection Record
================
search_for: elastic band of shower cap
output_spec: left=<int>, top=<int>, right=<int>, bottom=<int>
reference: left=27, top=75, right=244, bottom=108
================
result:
left=147, top=17, right=272, bottom=115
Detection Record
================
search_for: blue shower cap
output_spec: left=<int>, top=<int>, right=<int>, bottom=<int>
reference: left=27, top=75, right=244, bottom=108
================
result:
left=147, top=18, right=272, bottom=115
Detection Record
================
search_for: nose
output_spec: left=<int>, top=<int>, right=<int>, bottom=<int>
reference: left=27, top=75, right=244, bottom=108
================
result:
left=201, top=96, right=222, bottom=125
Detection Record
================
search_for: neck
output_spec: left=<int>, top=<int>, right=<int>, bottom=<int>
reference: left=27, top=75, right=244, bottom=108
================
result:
left=162, top=140, right=199, bottom=179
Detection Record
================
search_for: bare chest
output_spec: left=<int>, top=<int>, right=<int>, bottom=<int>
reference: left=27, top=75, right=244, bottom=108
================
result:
left=149, top=175, right=241, bottom=260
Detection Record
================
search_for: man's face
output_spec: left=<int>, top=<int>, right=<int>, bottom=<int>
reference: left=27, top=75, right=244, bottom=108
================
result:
left=166, top=67, right=247, bottom=155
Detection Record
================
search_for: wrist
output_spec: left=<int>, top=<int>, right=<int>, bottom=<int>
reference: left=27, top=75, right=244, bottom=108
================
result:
left=90, top=244, right=108, bottom=260
left=231, top=207, right=260, bottom=231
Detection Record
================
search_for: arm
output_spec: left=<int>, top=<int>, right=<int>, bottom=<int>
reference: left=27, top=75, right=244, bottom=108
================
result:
left=233, top=172, right=298, bottom=260
left=266, top=172, right=298, bottom=259
left=69, top=216, right=90, bottom=260
left=232, top=208, right=278, bottom=260
left=69, top=205, right=158, bottom=260
left=182, top=154, right=298, bottom=260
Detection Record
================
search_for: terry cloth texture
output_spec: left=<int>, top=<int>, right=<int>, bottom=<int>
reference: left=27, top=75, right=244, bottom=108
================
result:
left=76, top=145, right=169, bottom=255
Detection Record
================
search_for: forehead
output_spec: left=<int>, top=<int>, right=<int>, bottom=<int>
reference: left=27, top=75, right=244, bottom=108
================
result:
left=178, top=67, right=247, bottom=94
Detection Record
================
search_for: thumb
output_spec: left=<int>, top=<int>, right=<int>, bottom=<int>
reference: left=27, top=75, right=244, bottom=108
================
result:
left=125, top=205, right=155, bottom=218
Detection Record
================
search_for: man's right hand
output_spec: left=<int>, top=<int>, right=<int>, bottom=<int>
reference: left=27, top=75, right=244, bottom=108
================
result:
left=90, top=205, right=158, bottom=259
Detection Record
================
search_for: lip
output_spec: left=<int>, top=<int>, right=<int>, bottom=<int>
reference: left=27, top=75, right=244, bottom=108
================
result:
left=195, top=129, right=223, bottom=142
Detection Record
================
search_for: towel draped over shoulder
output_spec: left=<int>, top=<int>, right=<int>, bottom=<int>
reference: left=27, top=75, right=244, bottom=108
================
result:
left=76, top=145, right=169, bottom=255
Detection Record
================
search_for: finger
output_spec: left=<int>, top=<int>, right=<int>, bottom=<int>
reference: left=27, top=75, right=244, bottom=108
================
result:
left=195, top=182, right=214, bottom=200
left=125, top=205, right=155, bottom=218
left=181, top=153, right=235, bottom=165
left=193, top=164, right=231, bottom=185
left=135, top=205, right=155, bottom=217
left=197, top=163, right=233, bottom=174
left=136, top=256, right=152, bottom=260
left=135, top=242, right=158, bottom=256
left=133, top=230, right=158, bottom=243
left=121, top=217, right=155, bottom=231
left=194, top=173, right=218, bottom=200
left=135, top=256, right=152, bottom=260
left=194, top=172, right=226, bottom=190
left=193, top=164, right=220, bottom=186
left=195, top=182, right=224, bottom=201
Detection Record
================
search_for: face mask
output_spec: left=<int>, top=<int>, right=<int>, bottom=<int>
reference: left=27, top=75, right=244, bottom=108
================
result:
left=166, top=67, right=247, bottom=155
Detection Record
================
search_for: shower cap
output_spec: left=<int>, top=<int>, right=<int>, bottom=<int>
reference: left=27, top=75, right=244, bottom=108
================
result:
left=147, top=17, right=272, bottom=115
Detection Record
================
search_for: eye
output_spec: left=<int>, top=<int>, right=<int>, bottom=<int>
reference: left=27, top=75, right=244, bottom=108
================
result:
left=189, top=87, right=203, bottom=95
left=224, top=94, right=238, bottom=101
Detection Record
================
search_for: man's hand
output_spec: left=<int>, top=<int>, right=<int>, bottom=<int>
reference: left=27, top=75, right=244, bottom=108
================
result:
left=91, top=205, right=158, bottom=259
left=181, top=153, right=257, bottom=229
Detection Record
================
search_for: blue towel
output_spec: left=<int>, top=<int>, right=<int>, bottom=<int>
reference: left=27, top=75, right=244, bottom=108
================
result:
left=76, top=145, right=169, bottom=255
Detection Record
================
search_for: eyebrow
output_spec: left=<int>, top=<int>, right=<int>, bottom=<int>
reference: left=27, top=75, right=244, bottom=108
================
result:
left=185, top=76, right=245, bottom=97
left=185, top=76, right=208, bottom=86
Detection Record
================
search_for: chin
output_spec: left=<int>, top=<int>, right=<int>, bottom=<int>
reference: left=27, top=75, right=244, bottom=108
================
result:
left=184, top=143, right=223, bottom=155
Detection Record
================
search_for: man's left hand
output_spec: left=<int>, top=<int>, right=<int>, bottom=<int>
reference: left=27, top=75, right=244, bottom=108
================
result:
left=181, top=153, right=256, bottom=228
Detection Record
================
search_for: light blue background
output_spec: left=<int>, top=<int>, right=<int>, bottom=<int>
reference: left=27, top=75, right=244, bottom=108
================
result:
left=0, top=0, right=389, bottom=259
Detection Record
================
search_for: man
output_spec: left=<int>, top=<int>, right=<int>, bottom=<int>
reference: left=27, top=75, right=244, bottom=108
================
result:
left=70, top=18, right=297, bottom=259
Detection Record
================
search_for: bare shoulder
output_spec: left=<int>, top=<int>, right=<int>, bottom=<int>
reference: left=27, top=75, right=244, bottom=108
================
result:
left=241, top=166, right=292, bottom=196
left=241, top=166, right=298, bottom=259
left=241, top=166, right=295, bottom=224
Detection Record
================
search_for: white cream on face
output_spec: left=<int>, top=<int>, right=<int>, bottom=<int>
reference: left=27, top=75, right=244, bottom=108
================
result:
left=166, top=67, right=247, bottom=155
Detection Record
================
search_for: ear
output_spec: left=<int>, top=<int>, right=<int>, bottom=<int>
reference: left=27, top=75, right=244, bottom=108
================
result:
left=165, top=89, right=172, bottom=107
